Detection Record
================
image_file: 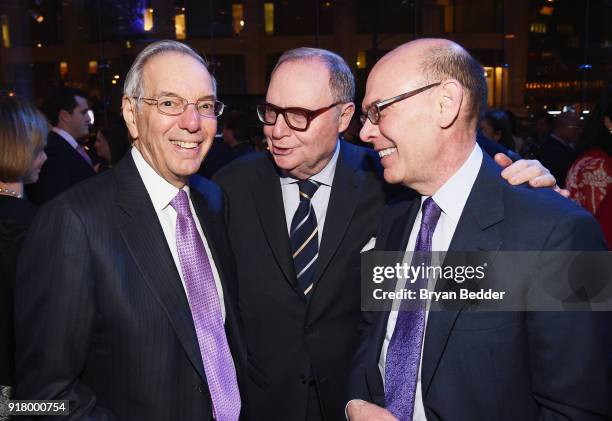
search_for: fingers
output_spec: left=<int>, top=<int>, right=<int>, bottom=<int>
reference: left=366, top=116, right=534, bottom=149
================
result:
left=527, top=173, right=556, bottom=188
left=494, top=153, right=513, bottom=169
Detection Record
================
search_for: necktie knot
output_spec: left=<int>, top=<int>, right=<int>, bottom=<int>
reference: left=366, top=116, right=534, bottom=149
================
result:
left=170, top=189, right=190, bottom=215
left=421, top=197, right=442, bottom=230
left=297, top=179, right=320, bottom=202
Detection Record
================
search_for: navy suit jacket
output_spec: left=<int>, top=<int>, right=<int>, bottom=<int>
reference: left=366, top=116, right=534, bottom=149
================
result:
left=15, top=153, right=246, bottom=420
left=26, top=131, right=96, bottom=205
left=348, top=153, right=612, bottom=420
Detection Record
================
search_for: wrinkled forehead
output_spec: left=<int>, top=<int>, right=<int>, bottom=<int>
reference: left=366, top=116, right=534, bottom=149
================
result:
left=142, top=52, right=214, bottom=98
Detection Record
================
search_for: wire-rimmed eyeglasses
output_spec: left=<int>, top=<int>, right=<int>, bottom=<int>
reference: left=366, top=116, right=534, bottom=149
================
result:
left=135, top=95, right=225, bottom=118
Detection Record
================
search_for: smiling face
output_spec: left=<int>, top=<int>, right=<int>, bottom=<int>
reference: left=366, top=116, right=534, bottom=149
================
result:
left=122, top=52, right=216, bottom=188
left=360, top=47, right=442, bottom=190
left=264, top=59, right=353, bottom=179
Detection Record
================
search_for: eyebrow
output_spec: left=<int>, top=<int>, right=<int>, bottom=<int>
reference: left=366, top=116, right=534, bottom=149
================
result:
left=155, top=91, right=216, bottom=101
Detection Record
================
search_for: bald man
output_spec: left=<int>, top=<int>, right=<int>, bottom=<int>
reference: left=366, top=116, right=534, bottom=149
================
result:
left=347, top=39, right=610, bottom=421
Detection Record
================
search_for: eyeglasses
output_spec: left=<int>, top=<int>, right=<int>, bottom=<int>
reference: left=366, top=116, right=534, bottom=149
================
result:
left=257, top=101, right=342, bottom=132
left=136, top=95, right=225, bottom=118
left=360, top=82, right=441, bottom=125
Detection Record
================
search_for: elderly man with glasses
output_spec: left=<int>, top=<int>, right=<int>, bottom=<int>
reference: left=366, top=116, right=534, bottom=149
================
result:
left=214, top=47, right=558, bottom=421
left=15, top=40, right=245, bottom=420
left=346, top=38, right=610, bottom=421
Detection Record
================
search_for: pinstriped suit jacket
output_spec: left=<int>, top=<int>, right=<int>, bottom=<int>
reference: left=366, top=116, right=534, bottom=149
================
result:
left=15, top=153, right=246, bottom=420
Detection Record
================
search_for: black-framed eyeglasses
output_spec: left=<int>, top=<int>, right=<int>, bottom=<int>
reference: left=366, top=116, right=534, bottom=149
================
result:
left=360, top=82, right=441, bottom=125
left=135, top=95, right=225, bottom=118
left=257, top=101, right=342, bottom=132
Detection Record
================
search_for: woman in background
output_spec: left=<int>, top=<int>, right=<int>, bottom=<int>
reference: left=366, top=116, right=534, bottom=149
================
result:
left=566, top=85, right=612, bottom=246
left=0, top=95, right=48, bottom=408
left=93, top=119, right=129, bottom=172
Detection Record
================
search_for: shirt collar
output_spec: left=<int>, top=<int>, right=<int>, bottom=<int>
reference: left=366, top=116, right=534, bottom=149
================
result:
left=279, top=139, right=340, bottom=186
left=428, top=143, right=483, bottom=224
left=52, top=127, right=79, bottom=149
left=131, top=147, right=188, bottom=213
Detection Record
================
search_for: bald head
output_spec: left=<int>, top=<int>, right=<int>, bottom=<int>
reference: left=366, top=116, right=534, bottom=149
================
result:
left=376, top=38, right=487, bottom=124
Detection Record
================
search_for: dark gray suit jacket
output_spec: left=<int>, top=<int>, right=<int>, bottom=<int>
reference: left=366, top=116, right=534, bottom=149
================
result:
left=214, top=141, right=401, bottom=420
left=15, top=153, right=246, bottom=420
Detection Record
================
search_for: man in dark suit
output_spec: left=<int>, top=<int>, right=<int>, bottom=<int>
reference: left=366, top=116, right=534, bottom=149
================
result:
left=214, top=48, right=561, bottom=421
left=347, top=38, right=611, bottom=420
left=15, top=40, right=244, bottom=420
left=536, top=110, right=582, bottom=188
left=26, top=86, right=96, bottom=204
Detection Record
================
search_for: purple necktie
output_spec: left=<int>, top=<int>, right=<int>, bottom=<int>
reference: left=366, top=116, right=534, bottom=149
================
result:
left=385, top=197, right=442, bottom=421
left=76, top=144, right=93, bottom=167
left=171, top=189, right=241, bottom=421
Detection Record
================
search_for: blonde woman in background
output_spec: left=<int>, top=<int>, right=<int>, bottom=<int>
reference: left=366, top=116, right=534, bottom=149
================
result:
left=0, top=95, right=48, bottom=419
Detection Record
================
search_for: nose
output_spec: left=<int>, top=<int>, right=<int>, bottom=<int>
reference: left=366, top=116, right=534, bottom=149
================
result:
left=270, top=113, right=291, bottom=139
left=359, top=118, right=379, bottom=144
left=178, top=103, right=201, bottom=133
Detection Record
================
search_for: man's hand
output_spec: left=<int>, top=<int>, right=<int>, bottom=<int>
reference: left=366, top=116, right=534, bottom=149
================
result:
left=347, top=399, right=398, bottom=421
left=495, top=153, right=570, bottom=197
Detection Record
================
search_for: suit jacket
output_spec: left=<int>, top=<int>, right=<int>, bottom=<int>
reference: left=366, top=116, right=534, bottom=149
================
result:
left=214, top=141, right=400, bottom=420
left=348, top=153, right=612, bottom=420
left=536, top=134, right=577, bottom=188
left=15, top=153, right=246, bottom=420
left=26, top=131, right=96, bottom=205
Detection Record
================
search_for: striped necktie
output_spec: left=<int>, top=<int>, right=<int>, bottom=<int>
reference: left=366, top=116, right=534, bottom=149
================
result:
left=290, top=179, right=320, bottom=300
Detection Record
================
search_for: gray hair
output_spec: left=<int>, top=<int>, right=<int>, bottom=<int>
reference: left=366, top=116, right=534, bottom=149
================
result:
left=123, top=40, right=216, bottom=99
left=272, top=47, right=355, bottom=103
left=419, top=44, right=487, bottom=122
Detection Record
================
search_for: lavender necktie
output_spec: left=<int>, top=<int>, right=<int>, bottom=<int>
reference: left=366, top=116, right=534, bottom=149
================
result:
left=76, top=144, right=93, bottom=167
left=171, top=189, right=241, bottom=421
left=385, top=197, right=442, bottom=421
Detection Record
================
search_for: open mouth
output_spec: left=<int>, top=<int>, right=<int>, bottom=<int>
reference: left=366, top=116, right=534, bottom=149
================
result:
left=271, top=144, right=293, bottom=156
left=378, top=147, right=397, bottom=158
left=170, top=140, right=201, bottom=150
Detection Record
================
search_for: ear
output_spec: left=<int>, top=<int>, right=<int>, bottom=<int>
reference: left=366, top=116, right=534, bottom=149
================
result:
left=437, top=79, right=463, bottom=129
left=58, top=109, right=71, bottom=126
left=604, top=115, right=612, bottom=131
left=337, top=102, right=355, bottom=133
left=122, top=96, right=140, bottom=141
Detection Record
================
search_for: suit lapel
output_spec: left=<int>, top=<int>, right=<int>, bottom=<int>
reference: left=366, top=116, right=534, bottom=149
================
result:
left=250, top=156, right=300, bottom=294
left=313, top=142, right=363, bottom=286
left=113, top=155, right=206, bottom=382
left=421, top=154, right=505, bottom=396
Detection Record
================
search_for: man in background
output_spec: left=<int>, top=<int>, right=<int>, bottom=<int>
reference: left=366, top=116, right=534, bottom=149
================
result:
left=26, top=86, right=95, bottom=204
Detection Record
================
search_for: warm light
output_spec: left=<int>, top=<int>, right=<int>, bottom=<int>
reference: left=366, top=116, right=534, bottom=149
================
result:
left=111, top=80, right=117, bottom=85
left=34, top=14, right=44, bottom=23
left=530, top=23, right=547, bottom=33
left=325, top=1, right=331, bottom=6
left=232, top=4, right=244, bottom=35
left=113, top=74, right=120, bottom=80
left=356, top=51, right=366, bottom=69
left=36, top=42, right=42, bottom=48
left=504, top=34, right=515, bottom=39
left=264, top=3, right=274, bottom=35
left=88, top=60, right=98, bottom=74
left=175, top=12, right=186, bottom=39
left=1, top=15, right=10, bottom=48
left=126, top=40, right=132, bottom=49
left=540, top=6, right=554, bottom=16
left=144, top=8, right=154, bottom=31
left=59, top=62, right=68, bottom=80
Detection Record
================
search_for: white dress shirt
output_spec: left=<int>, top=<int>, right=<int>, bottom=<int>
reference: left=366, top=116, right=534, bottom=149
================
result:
left=280, top=140, right=340, bottom=244
left=379, top=144, right=483, bottom=420
left=131, top=147, right=226, bottom=320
